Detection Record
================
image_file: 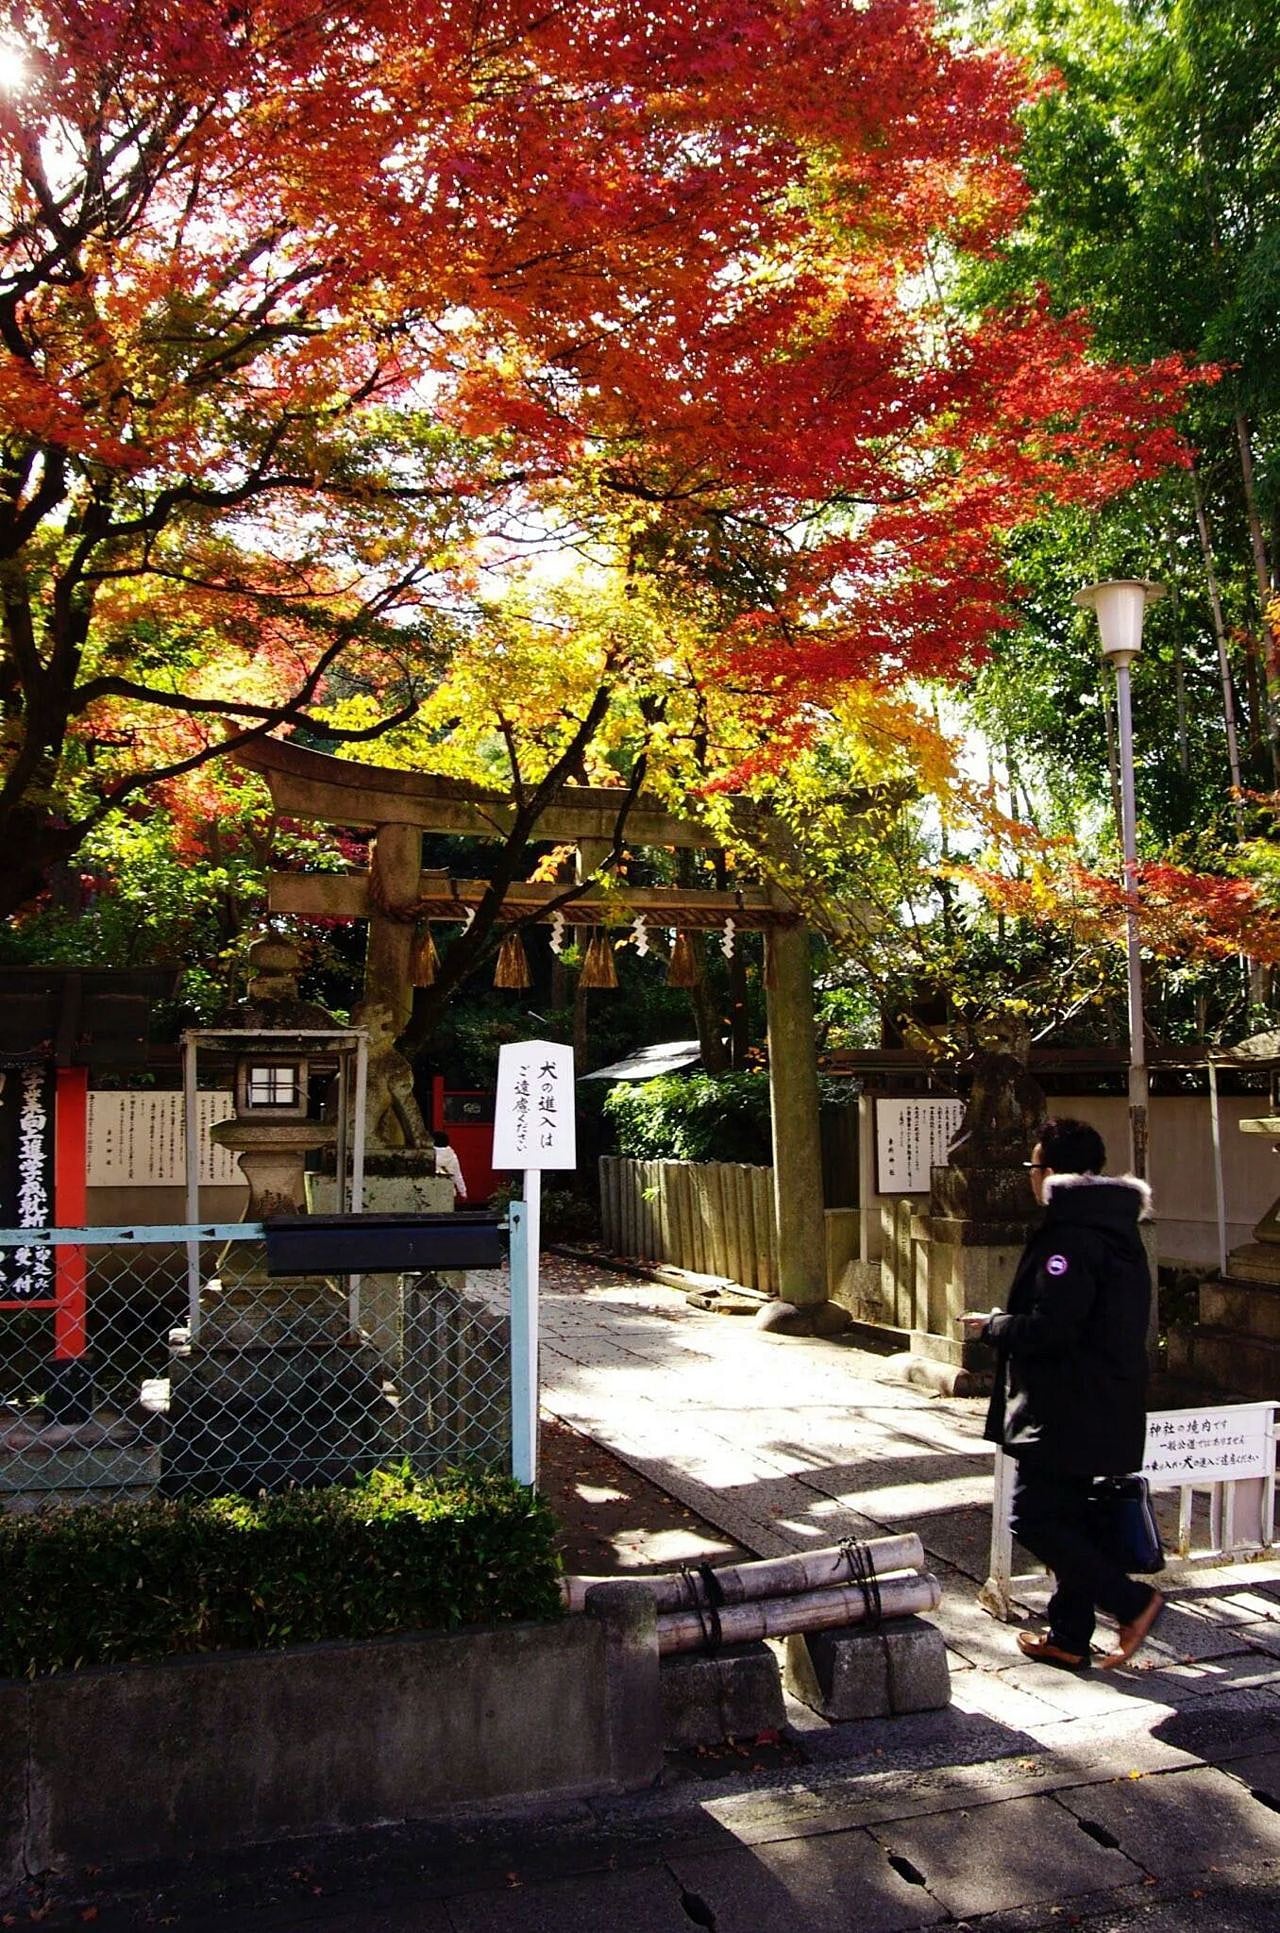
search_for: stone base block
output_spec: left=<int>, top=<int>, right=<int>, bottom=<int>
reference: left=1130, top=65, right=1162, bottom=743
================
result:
left=754, top=1299, right=852, bottom=1339
left=660, top=1641, right=786, bottom=1747
left=1166, top=1321, right=1280, bottom=1401
left=0, top=1438, right=159, bottom=1507
left=160, top=1340, right=395, bottom=1497
left=1198, top=1273, right=1280, bottom=1338
left=784, top=1618, right=950, bottom=1721
left=885, top=1347, right=992, bottom=1399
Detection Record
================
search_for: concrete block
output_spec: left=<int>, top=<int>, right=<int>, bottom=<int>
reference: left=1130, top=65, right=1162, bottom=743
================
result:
left=784, top=1624, right=890, bottom=1720
left=584, top=1581, right=662, bottom=1788
left=661, top=1641, right=785, bottom=1746
left=784, top=1618, right=949, bottom=1721
left=20, top=1618, right=622, bottom=1876
left=882, top=1617, right=952, bottom=1714
left=0, top=1683, right=28, bottom=1890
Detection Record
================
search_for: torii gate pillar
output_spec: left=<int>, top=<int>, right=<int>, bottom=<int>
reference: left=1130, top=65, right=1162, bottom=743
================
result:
left=758, top=925, right=847, bottom=1336
left=367, top=824, right=422, bottom=1033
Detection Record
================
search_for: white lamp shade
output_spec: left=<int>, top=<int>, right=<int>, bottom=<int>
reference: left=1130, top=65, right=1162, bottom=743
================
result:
left=1073, top=579, right=1164, bottom=665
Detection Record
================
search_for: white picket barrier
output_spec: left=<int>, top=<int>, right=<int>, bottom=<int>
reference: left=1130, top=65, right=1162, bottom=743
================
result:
left=980, top=1401, right=1280, bottom=1620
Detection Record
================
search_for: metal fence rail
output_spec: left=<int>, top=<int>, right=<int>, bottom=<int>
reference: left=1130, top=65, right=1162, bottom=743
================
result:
left=0, top=1222, right=515, bottom=1512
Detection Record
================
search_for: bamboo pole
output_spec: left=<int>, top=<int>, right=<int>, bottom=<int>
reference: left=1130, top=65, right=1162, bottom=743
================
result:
left=657, top=1571, right=941, bottom=1654
left=706, top=1161, right=729, bottom=1278
left=689, top=1165, right=710, bottom=1275
left=562, top=1533, right=926, bottom=1613
left=656, top=1160, right=673, bottom=1265
left=672, top=1163, right=693, bottom=1272
left=622, top=1160, right=638, bottom=1257
left=733, top=1163, right=757, bottom=1291
left=721, top=1163, right=745, bottom=1290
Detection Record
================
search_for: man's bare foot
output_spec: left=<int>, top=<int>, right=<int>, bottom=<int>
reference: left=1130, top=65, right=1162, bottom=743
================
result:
left=1097, top=1590, right=1165, bottom=1669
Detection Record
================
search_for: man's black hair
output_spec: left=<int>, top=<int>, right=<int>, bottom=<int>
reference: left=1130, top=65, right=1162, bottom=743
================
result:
left=1036, top=1116, right=1106, bottom=1176
left=433, top=1130, right=451, bottom=1147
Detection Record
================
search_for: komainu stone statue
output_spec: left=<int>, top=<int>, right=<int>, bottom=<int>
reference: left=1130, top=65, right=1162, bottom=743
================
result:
left=354, top=998, right=431, bottom=1152
left=948, top=1015, right=1046, bottom=1172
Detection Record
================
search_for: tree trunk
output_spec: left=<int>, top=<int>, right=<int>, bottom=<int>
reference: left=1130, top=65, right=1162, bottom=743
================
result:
left=1235, top=413, right=1279, bottom=781
left=572, top=965, right=590, bottom=1073
left=1190, top=468, right=1247, bottom=812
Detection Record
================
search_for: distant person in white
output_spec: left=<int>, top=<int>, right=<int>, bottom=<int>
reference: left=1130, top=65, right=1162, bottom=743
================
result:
left=433, top=1131, right=467, bottom=1201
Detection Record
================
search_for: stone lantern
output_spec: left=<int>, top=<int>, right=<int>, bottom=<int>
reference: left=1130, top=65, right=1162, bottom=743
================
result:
left=162, top=937, right=392, bottom=1494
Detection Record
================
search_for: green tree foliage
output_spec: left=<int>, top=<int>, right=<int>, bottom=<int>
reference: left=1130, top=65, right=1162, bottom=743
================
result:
left=965, top=0, right=1280, bottom=802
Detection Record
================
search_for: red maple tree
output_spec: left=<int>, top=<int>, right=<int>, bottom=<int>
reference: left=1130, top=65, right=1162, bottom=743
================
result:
left=0, top=0, right=1194, bottom=918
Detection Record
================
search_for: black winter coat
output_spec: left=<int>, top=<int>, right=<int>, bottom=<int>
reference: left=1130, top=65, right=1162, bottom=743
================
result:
left=982, top=1175, right=1152, bottom=1476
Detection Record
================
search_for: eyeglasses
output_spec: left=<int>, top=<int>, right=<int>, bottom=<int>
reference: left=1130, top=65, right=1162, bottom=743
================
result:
left=1023, top=1161, right=1049, bottom=1171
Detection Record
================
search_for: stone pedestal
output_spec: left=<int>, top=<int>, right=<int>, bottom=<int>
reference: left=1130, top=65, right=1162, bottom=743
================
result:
left=899, top=1165, right=1037, bottom=1396
left=161, top=1298, right=395, bottom=1496
left=784, top=1618, right=950, bottom=1720
left=660, top=1641, right=786, bottom=1746
left=398, top=1273, right=511, bottom=1471
left=1167, top=1112, right=1280, bottom=1398
left=1167, top=1269, right=1280, bottom=1399
left=306, top=1159, right=453, bottom=1367
left=0, top=1409, right=160, bottom=1513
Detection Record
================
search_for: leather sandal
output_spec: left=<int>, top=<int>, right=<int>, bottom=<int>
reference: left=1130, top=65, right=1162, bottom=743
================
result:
left=1017, top=1630, right=1090, bottom=1670
left=1097, top=1590, right=1165, bottom=1669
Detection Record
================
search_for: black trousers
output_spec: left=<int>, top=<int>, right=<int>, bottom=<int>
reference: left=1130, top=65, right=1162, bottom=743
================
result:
left=1010, top=1461, right=1153, bottom=1654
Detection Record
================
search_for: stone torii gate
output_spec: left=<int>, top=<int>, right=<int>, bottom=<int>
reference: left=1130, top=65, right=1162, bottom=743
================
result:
left=235, top=738, right=840, bottom=1334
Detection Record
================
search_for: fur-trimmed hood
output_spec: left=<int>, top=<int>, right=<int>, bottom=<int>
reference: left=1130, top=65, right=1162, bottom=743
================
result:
left=1042, top=1171, right=1154, bottom=1221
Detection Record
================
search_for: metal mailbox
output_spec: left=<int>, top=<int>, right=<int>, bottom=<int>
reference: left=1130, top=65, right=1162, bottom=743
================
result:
left=263, top=1212, right=504, bottom=1277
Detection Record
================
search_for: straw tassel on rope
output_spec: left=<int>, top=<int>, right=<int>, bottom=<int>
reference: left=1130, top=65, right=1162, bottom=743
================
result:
left=493, top=928, right=532, bottom=989
left=666, top=930, right=700, bottom=988
left=410, top=923, right=439, bottom=987
left=579, top=929, right=619, bottom=989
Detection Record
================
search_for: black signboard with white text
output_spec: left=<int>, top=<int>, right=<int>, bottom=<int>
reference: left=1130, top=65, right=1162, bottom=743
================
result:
left=0, top=1062, right=57, bottom=1303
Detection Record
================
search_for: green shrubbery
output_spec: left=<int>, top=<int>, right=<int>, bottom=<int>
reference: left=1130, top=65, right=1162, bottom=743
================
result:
left=490, top=1182, right=600, bottom=1245
left=0, top=1466, right=563, bottom=1679
left=603, top=1071, right=774, bottom=1164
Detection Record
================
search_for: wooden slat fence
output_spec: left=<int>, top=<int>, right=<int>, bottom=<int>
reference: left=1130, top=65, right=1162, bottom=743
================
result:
left=598, top=1156, right=777, bottom=1294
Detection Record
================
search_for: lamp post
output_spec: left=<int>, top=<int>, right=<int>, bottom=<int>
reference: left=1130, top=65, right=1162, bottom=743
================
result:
left=1073, top=579, right=1165, bottom=1180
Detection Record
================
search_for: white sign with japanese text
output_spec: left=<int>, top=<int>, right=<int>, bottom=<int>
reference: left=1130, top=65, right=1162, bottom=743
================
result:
left=86, top=1092, right=241, bottom=1188
left=492, top=1041, right=576, bottom=1172
left=1142, top=1404, right=1275, bottom=1485
left=875, top=1097, right=964, bottom=1194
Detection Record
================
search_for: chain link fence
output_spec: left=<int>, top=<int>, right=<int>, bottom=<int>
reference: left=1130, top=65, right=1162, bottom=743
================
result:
left=0, top=1226, right=512, bottom=1512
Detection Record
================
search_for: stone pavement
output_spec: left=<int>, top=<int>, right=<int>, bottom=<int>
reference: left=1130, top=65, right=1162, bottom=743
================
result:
left=30, top=1257, right=1280, bottom=1932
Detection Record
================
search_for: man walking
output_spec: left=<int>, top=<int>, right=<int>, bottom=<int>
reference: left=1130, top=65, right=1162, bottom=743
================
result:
left=963, top=1116, right=1163, bottom=1669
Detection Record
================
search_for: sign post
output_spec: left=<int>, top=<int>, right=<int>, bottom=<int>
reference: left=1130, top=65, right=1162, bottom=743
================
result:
left=492, top=1040, right=576, bottom=1487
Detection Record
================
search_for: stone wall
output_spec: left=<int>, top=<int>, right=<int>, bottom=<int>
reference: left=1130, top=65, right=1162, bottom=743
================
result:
left=1, top=1599, right=661, bottom=1889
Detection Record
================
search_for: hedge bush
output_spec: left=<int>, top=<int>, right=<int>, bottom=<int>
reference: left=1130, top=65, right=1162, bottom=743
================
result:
left=603, top=1071, right=774, bottom=1163
left=0, top=1466, right=563, bottom=1679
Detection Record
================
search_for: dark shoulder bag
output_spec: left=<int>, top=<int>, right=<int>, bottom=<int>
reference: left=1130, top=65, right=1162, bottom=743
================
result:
left=1088, top=1476, right=1163, bottom=1574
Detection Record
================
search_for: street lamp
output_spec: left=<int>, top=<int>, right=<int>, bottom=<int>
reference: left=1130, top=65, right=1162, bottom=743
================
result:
left=1073, top=579, right=1165, bottom=1179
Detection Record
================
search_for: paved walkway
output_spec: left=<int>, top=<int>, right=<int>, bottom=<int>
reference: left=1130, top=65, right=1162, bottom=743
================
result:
left=41, top=1259, right=1280, bottom=1932
left=528, top=1259, right=1280, bottom=1724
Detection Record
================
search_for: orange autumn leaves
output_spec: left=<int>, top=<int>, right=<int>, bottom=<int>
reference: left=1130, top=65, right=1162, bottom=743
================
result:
left=961, top=854, right=1280, bottom=970
left=0, top=0, right=1204, bottom=916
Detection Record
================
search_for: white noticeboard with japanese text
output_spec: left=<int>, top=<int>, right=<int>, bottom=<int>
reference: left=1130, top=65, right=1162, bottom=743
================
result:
left=874, top=1097, right=964, bottom=1195
left=86, top=1092, right=241, bottom=1187
left=492, top=1041, right=576, bottom=1172
left=1142, top=1404, right=1275, bottom=1485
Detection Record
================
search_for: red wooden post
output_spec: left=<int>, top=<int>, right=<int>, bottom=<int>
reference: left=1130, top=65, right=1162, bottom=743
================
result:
left=53, top=1065, right=88, bottom=1360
